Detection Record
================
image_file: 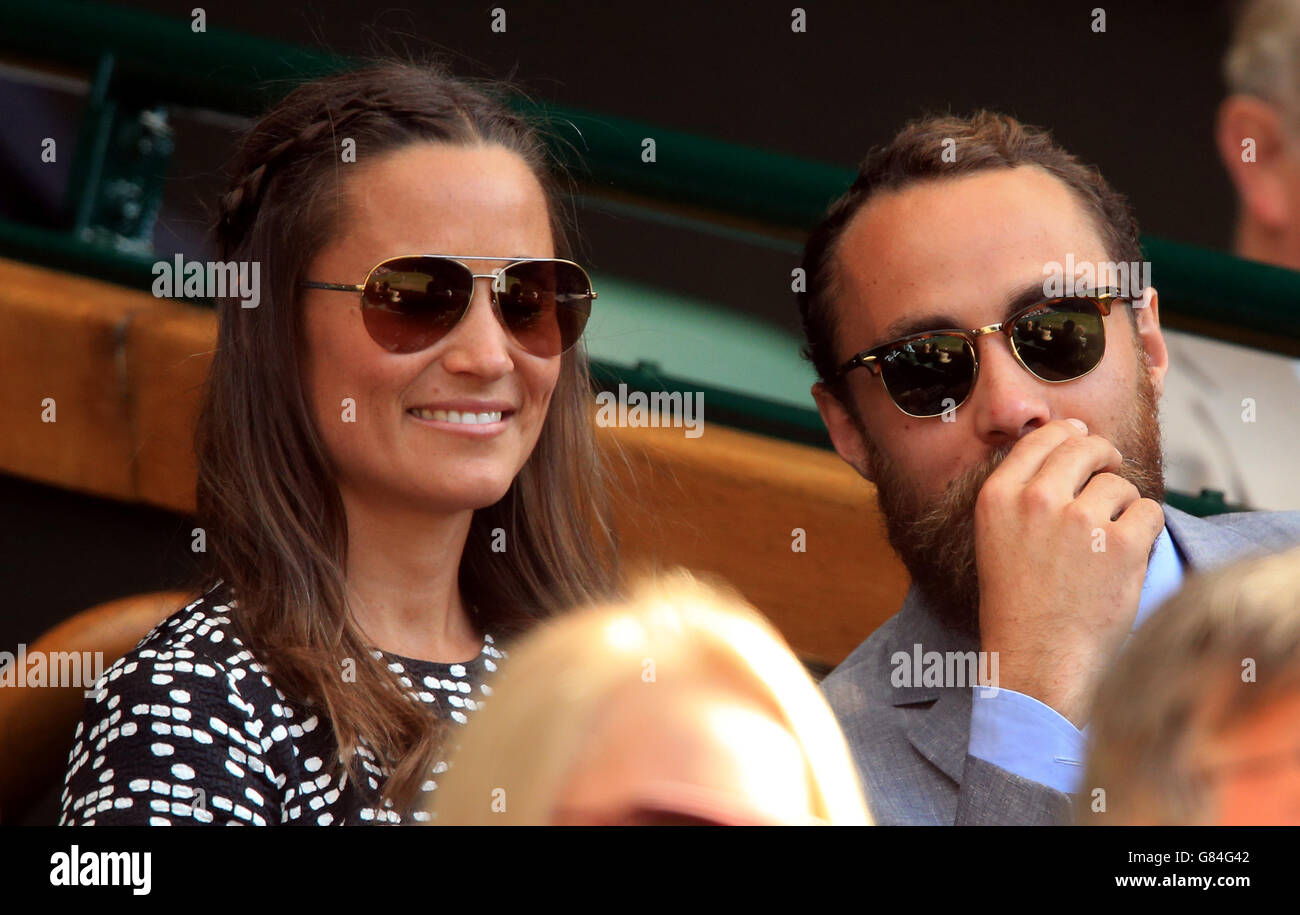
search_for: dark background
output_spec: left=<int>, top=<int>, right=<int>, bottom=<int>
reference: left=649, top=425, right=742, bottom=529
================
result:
left=123, top=0, right=1240, bottom=252
left=1, top=0, right=1245, bottom=329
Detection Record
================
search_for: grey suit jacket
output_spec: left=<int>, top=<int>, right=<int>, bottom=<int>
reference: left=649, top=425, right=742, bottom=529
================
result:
left=822, top=504, right=1300, bottom=825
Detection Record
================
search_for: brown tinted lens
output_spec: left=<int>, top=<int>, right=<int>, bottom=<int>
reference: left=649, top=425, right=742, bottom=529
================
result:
left=1010, top=298, right=1107, bottom=382
left=497, top=260, right=592, bottom=357
left=879, top=335, right=976, bottom=417
left=361, top=257, right=470, bottom=353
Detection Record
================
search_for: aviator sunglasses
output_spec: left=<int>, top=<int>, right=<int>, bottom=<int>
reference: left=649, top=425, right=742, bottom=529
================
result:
left=301, top=254, right=596, bottom=357
left=834, top=289, right=1130, bottom=418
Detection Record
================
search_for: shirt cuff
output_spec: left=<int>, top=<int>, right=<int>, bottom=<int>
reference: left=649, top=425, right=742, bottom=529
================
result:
left=968, top=687, right=1086, bottom=794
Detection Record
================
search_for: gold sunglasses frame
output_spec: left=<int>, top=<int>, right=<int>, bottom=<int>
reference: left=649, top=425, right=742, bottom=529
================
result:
left=300, top=253, right=597, bottom=356
left=834, top=290, right=1128, bottom=418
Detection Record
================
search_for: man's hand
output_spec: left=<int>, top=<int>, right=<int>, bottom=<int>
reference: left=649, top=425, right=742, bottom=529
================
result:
left=974, top=417, right=1164, bottom=727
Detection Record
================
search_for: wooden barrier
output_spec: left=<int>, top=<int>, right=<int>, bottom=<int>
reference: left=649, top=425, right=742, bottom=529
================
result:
left=0, top=257, right=909, bottom=668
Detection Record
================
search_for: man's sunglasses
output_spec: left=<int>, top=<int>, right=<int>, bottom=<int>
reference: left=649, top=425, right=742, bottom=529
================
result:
left=300, top=254, right=596, bottom=358
left=834, top=290, right=1129, bottom=418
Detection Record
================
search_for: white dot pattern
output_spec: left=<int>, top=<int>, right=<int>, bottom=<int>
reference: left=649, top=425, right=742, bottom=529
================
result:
left=59, top=584, right=503, bottom=826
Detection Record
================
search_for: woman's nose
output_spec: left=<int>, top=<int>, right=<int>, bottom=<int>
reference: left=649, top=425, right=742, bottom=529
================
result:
left=437, top=276, right=514, bottom=377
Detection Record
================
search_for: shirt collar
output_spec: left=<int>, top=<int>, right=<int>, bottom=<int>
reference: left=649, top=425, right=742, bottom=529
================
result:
left=1135, top=524, right=1185, bottom=631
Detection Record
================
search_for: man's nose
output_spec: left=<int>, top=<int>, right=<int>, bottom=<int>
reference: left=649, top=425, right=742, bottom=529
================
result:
left=965, top=334, right=1051, bottom=445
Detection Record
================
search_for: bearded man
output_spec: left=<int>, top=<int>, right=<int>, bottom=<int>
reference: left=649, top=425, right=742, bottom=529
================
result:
left=799, top=111, right=1300, bottom=825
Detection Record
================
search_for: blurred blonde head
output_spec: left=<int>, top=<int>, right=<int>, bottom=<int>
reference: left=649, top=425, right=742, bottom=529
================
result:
left=1081, top=544, right=1300, bottom=825
left=428, top=570, right=871, bottom=825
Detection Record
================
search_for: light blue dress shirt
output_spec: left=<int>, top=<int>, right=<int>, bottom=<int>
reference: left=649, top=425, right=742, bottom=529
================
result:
left=967, top=525, right=1185, bottom=793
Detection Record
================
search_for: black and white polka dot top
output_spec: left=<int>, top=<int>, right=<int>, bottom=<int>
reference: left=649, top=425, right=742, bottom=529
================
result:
left=59, top=583, right=503, bottom=826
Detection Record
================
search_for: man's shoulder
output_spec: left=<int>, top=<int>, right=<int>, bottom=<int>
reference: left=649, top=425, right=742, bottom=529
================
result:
left=822, top=608, right=908, bottom=703
left=1202, top=508, right=1300, bottom=542
left=1167, top=504, right=1300, bottom=568
left=820, top=602, right=968, bottom=825
left=821, top=599, right=958, bottom=731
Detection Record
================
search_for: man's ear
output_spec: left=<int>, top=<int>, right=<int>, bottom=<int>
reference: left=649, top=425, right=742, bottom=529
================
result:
left=1132, top=287, right=1168, bottom=400
left=1216, top=95, right=1290, bottom=230
left=812, top=381, right=873, bottom=481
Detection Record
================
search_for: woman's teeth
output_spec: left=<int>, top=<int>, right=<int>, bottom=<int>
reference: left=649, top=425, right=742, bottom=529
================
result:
left=408, top=408, right=503, bottom=425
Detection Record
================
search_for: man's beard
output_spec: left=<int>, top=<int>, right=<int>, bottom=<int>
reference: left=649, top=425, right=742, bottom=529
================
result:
left=862, top=358, right=1165, bottom=637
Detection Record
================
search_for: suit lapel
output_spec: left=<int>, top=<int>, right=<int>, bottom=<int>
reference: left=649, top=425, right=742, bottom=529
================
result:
left=904, top=686, right=971, bottom=784
left=888, top=587, right=977, bottom=784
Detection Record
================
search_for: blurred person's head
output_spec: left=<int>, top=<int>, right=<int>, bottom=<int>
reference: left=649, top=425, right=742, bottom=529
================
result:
left=798, top=112, right=1167, bottom=634
left=1217, top=0, right=1300, bottom=269
left=1081, top=544, right=1300, bottom=825
left=197, top=59, right=615, bottom=815
left=428, top=571, right=872, bottom=825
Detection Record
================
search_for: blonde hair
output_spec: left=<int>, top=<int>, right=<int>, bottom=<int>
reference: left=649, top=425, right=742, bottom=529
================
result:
left=428, top=571, right=871, bottom=825
left=1081, top=544, right=1300, bottom=824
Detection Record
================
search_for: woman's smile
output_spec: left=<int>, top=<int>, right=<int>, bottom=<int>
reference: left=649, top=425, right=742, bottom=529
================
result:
left=405, top=402, right=515, bottom=437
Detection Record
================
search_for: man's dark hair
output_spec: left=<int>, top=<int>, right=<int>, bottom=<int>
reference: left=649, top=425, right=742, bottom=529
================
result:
left=797, top=110, right=1144, bottom=389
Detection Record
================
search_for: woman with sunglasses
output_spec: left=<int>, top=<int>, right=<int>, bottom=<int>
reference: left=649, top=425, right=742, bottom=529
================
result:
left=60, top=60, right=617, bottom=825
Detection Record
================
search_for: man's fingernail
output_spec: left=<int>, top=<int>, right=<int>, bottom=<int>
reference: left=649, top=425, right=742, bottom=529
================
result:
left=1066, top=418, right=1088, bottom=433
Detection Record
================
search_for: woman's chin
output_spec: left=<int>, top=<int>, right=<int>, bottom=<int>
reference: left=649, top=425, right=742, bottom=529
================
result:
left=414, top=479, right=515, bottom=514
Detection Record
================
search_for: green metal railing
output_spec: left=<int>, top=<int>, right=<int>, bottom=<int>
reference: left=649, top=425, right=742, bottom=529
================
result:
left=3, top=0, right=1299, bottom=346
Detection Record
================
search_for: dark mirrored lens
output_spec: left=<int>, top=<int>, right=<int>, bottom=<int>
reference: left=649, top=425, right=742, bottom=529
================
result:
left=361, top=257, right=470, bottom=353
left=879, top=335, right=975, bottom=417
left=1010, top=299, right=1106, bottom=382
left=497, top=261, right=592, bottom=357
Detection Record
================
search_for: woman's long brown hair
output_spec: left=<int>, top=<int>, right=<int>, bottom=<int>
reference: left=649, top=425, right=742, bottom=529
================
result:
left=196, top=59, right=618, bottom=817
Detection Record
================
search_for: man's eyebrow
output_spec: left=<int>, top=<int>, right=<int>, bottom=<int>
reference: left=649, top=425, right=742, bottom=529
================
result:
left=867, top=281, right=1049, bottom=351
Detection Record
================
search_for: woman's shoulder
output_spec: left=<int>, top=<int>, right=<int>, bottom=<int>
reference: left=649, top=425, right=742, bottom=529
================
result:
left=137, top=582, right=238, bottom=653
left=61, top=583, right=310, bottom=825
left=92, top=582, right=284, bottom=716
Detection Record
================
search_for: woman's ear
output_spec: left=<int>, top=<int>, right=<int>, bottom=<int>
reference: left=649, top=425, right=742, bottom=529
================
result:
left=1216, top=95, right=1291, bottom=231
